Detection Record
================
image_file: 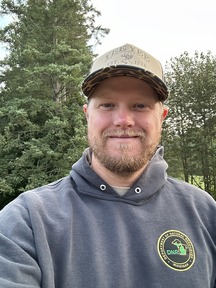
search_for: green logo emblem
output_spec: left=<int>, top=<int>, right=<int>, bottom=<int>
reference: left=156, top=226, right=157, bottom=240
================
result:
left=157, top=230, right=195, bottom=271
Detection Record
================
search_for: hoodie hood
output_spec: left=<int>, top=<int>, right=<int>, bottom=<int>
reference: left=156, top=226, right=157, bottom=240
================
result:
left=70, top=146, right=168, bottom=206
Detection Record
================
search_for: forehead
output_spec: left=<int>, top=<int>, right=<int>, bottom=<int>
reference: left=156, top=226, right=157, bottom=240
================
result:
left=89, top=76, right=159, bottom=102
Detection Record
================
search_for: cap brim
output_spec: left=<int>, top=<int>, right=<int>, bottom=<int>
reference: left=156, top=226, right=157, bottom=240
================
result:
left=82, top=65, right=169, bottom=101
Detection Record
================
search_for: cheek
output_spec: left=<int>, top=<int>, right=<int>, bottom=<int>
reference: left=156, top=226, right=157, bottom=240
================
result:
left=140, top=116, right=162, bottom=133
left=88, top=113, right=110, bottom=134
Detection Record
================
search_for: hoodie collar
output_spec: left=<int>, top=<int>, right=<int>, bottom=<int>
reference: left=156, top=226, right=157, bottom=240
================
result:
left=70, top=146, right=168, bottom=205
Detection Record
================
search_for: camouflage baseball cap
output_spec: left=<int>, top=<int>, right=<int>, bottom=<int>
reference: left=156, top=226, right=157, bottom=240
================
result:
left=82, top=43, right=169, bottom=101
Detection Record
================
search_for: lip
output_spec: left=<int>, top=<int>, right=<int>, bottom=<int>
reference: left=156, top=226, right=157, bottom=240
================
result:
left=108, top=136, right=140, bottom=140
left=103, top=130, right=145, bottom=139
left=109, top=135, right=139, bottom=138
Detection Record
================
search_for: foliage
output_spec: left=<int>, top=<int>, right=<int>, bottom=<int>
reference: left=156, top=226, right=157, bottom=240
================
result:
left=163, top=51, right=216, bottom=198
left=0, top=0, right=109, bottom=209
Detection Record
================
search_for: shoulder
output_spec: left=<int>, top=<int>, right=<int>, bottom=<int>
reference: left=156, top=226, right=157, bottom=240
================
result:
left=0, top=176, right=74, bottom=219
left=26, top=175, right=72, bottom=197
left=165, top=176, right=216, bottom=211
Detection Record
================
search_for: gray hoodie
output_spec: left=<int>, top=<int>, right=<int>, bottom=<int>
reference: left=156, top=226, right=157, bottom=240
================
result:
left=0, top=146, right=215, bottom=287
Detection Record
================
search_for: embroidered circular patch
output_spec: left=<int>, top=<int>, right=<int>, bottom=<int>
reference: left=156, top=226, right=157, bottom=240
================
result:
left=157, top=230, right=195, bottom=271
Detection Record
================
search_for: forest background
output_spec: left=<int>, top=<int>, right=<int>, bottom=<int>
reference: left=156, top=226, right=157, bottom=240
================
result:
left=0, top=0, right=215, bottom=209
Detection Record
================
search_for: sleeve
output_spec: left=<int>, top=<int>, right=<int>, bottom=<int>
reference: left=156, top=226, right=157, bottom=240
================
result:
left=0, top=198, right=41, bottom=287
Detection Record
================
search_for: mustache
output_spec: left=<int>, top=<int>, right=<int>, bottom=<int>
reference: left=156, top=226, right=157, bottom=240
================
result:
left=102, top=129, right=146, bottom=138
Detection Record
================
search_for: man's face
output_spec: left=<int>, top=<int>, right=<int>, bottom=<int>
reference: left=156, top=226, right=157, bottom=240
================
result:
left=83, top=76, right=168, bottom=177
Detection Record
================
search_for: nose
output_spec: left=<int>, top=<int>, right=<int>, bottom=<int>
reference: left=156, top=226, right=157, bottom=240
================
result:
left=113, top=107, right=135, bottom=127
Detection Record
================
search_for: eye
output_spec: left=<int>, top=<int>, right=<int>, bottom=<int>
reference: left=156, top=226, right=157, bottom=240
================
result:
left=99, top=103, right=115, bottom=110
left=133, top=103, right=150, bottom=111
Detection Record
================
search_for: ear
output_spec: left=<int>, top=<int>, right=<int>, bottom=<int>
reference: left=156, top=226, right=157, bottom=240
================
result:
left=162, top=106, right=169, bottom=121
left=83, top=104, right=89, bottom=120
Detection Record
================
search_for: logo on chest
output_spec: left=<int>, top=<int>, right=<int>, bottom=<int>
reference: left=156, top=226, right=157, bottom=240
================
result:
left=157, top=230, right=195, bottom=271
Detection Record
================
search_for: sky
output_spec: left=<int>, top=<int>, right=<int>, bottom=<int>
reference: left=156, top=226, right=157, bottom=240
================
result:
left=91, top=0, right=216, bottom=66
left=0, top=0, right=216, bottom=67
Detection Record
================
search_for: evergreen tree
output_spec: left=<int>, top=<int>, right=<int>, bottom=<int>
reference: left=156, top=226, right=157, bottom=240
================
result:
left=0, top=0, right=109, bottom=208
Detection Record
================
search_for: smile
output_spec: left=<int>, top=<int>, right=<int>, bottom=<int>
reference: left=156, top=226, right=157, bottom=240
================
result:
left=109, top=135, right=139, bottom=138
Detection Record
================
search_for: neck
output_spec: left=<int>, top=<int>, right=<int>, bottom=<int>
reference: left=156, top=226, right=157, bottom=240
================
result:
left=91, top=154, right=147, bottom=187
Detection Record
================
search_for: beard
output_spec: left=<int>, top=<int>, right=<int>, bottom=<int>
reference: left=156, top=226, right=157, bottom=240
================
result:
left=89, top=129, right=161, bottom=177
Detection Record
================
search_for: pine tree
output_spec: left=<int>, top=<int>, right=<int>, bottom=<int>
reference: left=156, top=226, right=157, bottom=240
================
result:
left=0, top=0, right=109, bottom=208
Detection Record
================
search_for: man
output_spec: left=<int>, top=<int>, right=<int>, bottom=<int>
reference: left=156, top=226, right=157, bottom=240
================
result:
left=0, top=44, right=215, bottom=287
